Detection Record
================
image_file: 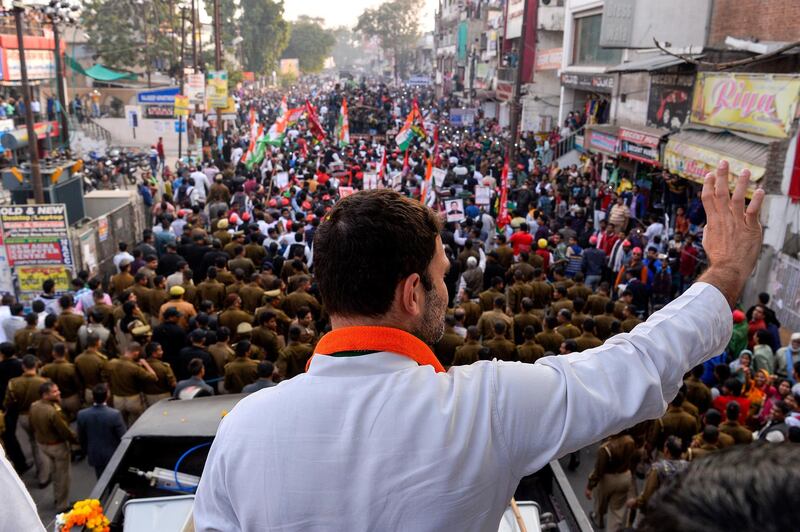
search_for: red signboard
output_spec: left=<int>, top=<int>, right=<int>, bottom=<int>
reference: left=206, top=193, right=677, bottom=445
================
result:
left=5, top=241, right=66, bottom=266
left=618, top=127, right=662, bottom=148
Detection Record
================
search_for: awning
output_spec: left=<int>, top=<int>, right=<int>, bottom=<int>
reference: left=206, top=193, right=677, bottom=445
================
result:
left=584, top=124, right=619, bottom=156
left=608, top=52, right=704, bottom=73
left=664, top=129, right=769, bottom=197
left=66, top=56, right=137, bottom=82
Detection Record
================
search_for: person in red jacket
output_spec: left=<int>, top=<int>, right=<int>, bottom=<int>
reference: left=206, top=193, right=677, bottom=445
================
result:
left=679, top=233, right=699, bottom=291
left=509, top=223, right=534, bottom=256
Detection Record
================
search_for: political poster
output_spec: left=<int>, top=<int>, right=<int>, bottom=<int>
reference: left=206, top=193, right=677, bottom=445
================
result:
left=431, top=168, right=447, bottom=188
left=17, top=265, right=71, bottom=295
left=174, top=95, right=190, bottom=117
left=0, top=204, right=73, bottom=267
left=186, top=73, right=206, bottom=104
left=207, top=70, right=229, bottom=108
left=363, top=173, right=378, bottom=190
left=475, top=185, right=492, bottom=205
left=445, top=199, right=465, bottom=223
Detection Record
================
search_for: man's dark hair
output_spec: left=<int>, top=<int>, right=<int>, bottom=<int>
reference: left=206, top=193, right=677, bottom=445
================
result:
left=188, top=358, right=204, bottom=376
left=59, top=294, right=74, bottom=309
left=313, top=189, right=442, bottom=317
left=639, top=443, right=799, bottom=532
left=493, top=320, right=507, bottom=335
left=25, top=312, right=38, bottom=326
left=43, top=279, right=55, bottom=293
left=704, top=408, right=722, bottom=426
left=288, top=325, right=302, bottom=341
left=92, top=383, right=108, bottom=404
left=724, top=377, right=742, bottom=397
left=665, top=435, right=683, bottom=457
left=466, top=326, right=480, bottom=341
left=22, top=354, right=37, bottom=369
left=39, top=380, right=56, bottom=397
left=235, top=340, right=251, bottom=357
left=582, top=318, right=595, bottom=334
left=563, top=339, right=578, bottom=352
left=726, top=401, right=740, bottom=422
left=523, top=325, right=536, bottom=340
left=257, top=360, right=274, bottom=378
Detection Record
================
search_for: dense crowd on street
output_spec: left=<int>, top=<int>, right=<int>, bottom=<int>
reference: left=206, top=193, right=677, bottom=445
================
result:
left=1, top=77, right=799, bottom=527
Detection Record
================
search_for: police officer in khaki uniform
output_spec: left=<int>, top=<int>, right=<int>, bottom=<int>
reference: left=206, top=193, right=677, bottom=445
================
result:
left=30, top=314, right=65, bottom=364
left=432, top=315, right=464, bottom=368
left=208, top=327, right=236, bottom=375
left=585, top=431, right=636, bottom=531
left=550, top=286, right=574, bottom=315
left=594, top=301, right=619, bottom=341
left=530, top=269, right=553, bottom=309
left=142, top=342, right=176, bottom=406
left=40, top=343, right=81, bottom=419
left=513, top=298, right=543, bottom=345
left=228, top=245, right=257, bottom=278
left=110, top=259, right=135, bottom=299
left=478, top=277, right=504, bottom=312
left=555, top=309, right=581, bottom=339
left=719, top=402, right=753, bottom=444
left=74, top=333, right=109, bottom=405
left=505, top=270, right=532, bottom=315
left=224, top=341, right=259, bottom=394
left=13, top=313, right=39, bottom=356
left=685, top=425, right=721, bottom=461
left=536, top=316, right=566, bottom=354
left=197, top=267, right=227, bottom=310
left=30, top=380, right=78, bottom=511
left=104, top=343, right=157, bottom=426
left=276, top=326, right=313, bottom=380
left=650, top=392, right=700, bottom=451
left=452, top=326, right=482, bottom=366
left=218, top=294, right=254, bottom=333
left=574, top=319, right=604, bottom=352
left=3, top=355, right=47, bottom=484
left=484, top=321, right=516, bottom=362
left=282, top=276, right=321, bottom=319
left=239, top=274, right=266, bottom=314
left=621, top=305, right=643, bottom=333
left=516, top=326, right=545, bottom=364
left=251, top=311, right=284, bottom=363
left=456, top=289, right=482, bottom=328
left=476, top=296, right=513, bottom=341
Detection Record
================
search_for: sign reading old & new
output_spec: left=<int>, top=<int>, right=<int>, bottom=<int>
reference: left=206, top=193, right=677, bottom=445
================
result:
left=690, top=73, right=800, bottom=139
left=560, top=73, right=615, bottom=93
left=618, top=127, right=662, bottom=165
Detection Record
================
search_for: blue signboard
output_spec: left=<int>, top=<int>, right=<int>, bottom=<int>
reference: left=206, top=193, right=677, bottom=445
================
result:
left=138, top=87, right=180, bottom=105
left=174, top=119, right=186, bottom=133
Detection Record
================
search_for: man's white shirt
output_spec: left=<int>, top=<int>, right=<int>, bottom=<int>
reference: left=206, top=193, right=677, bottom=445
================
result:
left=195, top=282, right=731, bottom=531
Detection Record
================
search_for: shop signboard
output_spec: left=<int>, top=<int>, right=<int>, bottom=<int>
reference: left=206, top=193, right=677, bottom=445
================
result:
left=619, top=141, right=659, bottom=164
left=618, top=127, right=661, bottom=148
left=587, top=130, right=618, bottom=155
left=560, top=73, right=615, bottom=93
left=690, top=73, right=800, bottom=139
left=664, top=140, right=765, bottom=196
left=174, top=95, right=190, bottom=117
left=535, top=48, right=562, bottom=71
left=5, top=49, right=55, bottom=80
left=144, top=105, right=174, bottom=119
left=0, top=204, right=73, bottom=267
left=505, top=0, right=526, bottom=39
left=137, top=86, right=179, bottom=105
left=186, top=73, right=206, bottom=104
left=17, top=265, right=71, bottom=295
left=450, top=108, right=477, bottom=126
left=647, top=73, right=694, bottom=130
left=207, top=70, right=229, bottom=108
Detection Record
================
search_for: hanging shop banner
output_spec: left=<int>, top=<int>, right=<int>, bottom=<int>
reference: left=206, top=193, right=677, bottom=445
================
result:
left=0, top=204, right=73, bottom=267
left=586, top=130, right=619, bottom=156
left=174, top=95, right=190, bottom=117
left=690, top=73, right=800, bottom=139
left=619, top=140, right=659, bottom=165
left=207, top=70, right=229, bottom=108
left=186, top=73, right=206, bottom=104
left=17, top=265, right=71, bottom=295
left=664, top=140, right=766, bottom=195
left=647, top=73, right=694, bottom=130
left=0, top=231, right=14, bottom=295
left=618, top=127, right=662, bottom=148
left=4, top=49, right=55, bottom=80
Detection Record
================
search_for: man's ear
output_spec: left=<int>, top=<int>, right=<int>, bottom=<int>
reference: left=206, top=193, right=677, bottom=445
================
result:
left=396, top=274, right=423, bottom=318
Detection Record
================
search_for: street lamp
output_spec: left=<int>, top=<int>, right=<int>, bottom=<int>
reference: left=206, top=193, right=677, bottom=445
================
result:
left=37, top=0, right=80, bottom=150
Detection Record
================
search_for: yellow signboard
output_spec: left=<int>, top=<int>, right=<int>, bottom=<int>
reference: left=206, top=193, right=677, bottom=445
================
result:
left=17, top=264, right=71, bottom=294
left=207, top=70, right=228, bottom=108
left=664, top=140, right=764, bottom=198
left=690, top=73, right=800, bottom=139
left=174, top=95, right=190, bottom=117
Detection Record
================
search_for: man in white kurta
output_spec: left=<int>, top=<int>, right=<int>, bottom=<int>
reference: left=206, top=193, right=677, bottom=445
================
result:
left=195, top=162, right=764, bottom=531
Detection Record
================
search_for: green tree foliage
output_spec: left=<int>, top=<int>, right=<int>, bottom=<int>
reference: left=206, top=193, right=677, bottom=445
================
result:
left=83, top=0, right=179, bottom=73
left=203, top=0, right=238, bottom=47
left=239, top=0, right=290, bottom=74
left=330, top=27, right=361, bottom=70
left=355, top=0, right=424, bottom=79
left=282, top=16, right=336, bottom=73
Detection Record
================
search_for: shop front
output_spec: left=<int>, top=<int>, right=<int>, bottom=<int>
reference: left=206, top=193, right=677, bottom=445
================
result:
left=560, top=72, right=615, bottom=126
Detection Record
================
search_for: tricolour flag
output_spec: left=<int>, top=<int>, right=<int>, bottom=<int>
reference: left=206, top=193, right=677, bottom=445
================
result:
left=337, top=98, right=350, bottom=148
left=496, top=159, right=511, bottom=229
left=395, top=100, right=427, bottom=151
left=244, top=125, right=266, bottom=169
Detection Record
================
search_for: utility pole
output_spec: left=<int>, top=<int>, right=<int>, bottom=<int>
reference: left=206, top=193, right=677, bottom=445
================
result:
left=507, top=0, right=531, bottom=166
left=178, top=7, right=186, bottom=160
left=191, top=0, right=197, bottom=71
left=213, top=0, right=222, bottom=135
left=13, top=5, right=44, bottom=203
left=51, top=20, right=68, bottom=147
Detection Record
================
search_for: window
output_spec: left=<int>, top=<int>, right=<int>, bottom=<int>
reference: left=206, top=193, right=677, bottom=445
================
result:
left=572, top=14, right=622, bottom=66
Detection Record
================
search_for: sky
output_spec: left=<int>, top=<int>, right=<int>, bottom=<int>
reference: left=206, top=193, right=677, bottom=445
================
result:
left=284, top=0, right=439, bottom=31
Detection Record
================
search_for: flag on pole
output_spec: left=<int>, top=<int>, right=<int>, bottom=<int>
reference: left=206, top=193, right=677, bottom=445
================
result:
left=377, top=147, right=387, bottom=181
left=244, top=125, right=267, bottom=169
left=267, top=112, right=289, bottom=146
left=337, top=97, right=350, bottom=148
left=496, top=159, right=511, bottom=229
left=395, top=102, right=427, bottom=151
left=420, top=154, right=433, bottom=205
left=279, top=95, right=288, bottom=116
left=242, top=107, right=258, bottom=162
left=305, top=100, right=326, bottom=141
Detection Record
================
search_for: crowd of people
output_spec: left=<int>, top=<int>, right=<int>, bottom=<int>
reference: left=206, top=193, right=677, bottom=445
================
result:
left=1, top=77, right=799, bottom=525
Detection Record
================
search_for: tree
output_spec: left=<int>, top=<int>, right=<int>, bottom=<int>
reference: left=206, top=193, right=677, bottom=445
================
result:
left=282, top=16, right=336, bottom=73
left=330, top=27, right=361, bottom=71
left=239, top=0, right=290, bottom=74
left=203, top=0, right=238, bottom=49
left=82, top=0, right=178, bottom=82
left=355, top=0, right=424, bottom=81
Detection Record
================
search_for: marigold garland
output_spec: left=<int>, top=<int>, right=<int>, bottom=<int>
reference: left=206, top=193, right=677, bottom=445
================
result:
left=55, top=499, right=110, bottom=532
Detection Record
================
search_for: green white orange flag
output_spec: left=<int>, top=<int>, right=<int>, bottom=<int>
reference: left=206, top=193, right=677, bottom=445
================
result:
left=337, top=97, right=350, bottom=148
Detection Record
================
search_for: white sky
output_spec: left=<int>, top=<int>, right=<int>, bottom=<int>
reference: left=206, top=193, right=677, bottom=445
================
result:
left=284, top=0, right=438, bottom=31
